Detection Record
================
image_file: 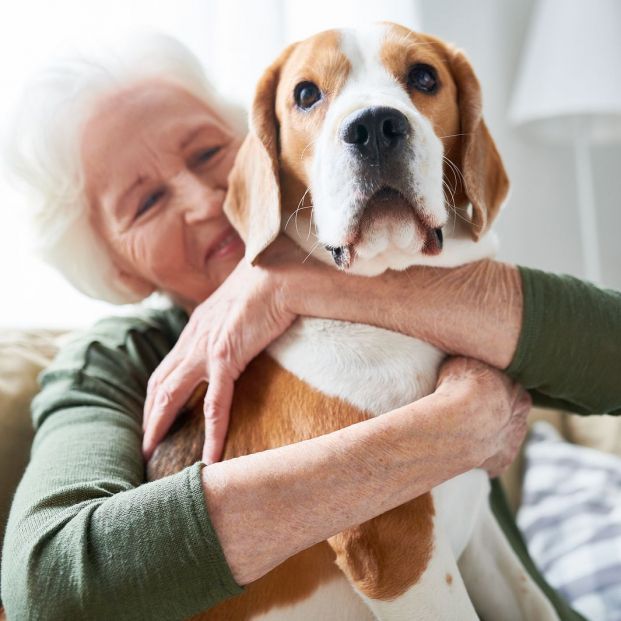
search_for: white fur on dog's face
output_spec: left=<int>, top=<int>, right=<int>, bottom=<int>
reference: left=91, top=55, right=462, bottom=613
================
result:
left=310, top=26, right=447, bottom=274
left=275, top=24, right=464, bottom=275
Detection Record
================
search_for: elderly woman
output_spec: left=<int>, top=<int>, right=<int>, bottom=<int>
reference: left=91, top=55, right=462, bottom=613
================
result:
left=2, top=33, right=618, bottom=621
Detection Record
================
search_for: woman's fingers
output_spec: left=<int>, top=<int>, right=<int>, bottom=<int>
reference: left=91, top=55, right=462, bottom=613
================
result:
left=142, top=364, right=203, bottom=460
left=143, top=347, right=185, bottom=431
left=481, top=387, right=531, bottom=477
left=142, top=238, right=301, bottom=461
left=201, top=366, right=234, bottom=464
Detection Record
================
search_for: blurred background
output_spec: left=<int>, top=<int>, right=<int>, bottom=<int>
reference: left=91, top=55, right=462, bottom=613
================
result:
left=1, top=0, right=620, bottom=328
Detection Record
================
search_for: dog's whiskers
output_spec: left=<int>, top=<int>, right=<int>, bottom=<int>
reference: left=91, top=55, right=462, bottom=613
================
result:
left=299, top=138, right=317, bottom=162
left=306, top=206, right=317, bottom=241
left=296, top=188, right=313, bottom=238
left=441, top=156, right=471, bottom=233
left=442, top=181, right=459, bottom=235
left=285, top=187, right=312, bottom=237
left=437, top=132, right=471, bottom=140
left=284, top=204, right=312, bottom=233
left=302, top=240, right=322, bottom=264
left=443, top=156, right=465, bottom=193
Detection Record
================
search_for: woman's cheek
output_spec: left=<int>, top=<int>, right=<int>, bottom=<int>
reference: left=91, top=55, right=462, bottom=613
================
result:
left=123, top=224, right=181, bottom=287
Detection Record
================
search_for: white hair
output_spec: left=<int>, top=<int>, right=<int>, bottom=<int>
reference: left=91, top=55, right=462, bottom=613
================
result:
left=5, top=33, right=246, bottom=304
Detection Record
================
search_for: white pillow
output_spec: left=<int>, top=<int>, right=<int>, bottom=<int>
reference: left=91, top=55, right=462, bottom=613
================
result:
left=518, top=422, right=621, bottom=621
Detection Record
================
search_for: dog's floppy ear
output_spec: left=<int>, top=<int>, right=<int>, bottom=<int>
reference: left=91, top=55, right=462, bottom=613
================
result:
left=448, top=47, right=509, bottom=240
left=224, top=44, right=296, bottom=264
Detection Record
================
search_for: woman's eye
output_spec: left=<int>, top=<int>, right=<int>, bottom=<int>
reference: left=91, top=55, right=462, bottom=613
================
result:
left=136, top=189, right=165, bottom=218
left=194, top=146, right=222, bottom=166
left=408, top=64, right=439, bottom=94
left=294, top=81, right=322, bottom=110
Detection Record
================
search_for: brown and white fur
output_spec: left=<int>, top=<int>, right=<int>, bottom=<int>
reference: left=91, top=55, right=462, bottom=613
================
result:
left=149, top=23, right=559, bottom=621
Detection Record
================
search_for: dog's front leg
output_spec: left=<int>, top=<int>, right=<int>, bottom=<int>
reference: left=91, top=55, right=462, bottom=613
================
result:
left=328, top=494, right=478, bottom=621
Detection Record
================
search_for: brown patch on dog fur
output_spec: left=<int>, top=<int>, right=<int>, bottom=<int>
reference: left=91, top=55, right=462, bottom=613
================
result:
left=380, top=23, right=508, bottom=239
left=329, top=493, right=435, bottom=601
left=148, top=354, right=435, bottom=615
left=443, top=44, right=509, bottom=238
left=381, top=25, right=461, bottom=153
left=223, top=44, right=299, bottom=265
left=276, top=30, right=352, bottom=230
left=446, top=573, right=453, bottom=586
left=191, top=542, right=341, bottom=621
left=224, top=31, right=352, bottom=265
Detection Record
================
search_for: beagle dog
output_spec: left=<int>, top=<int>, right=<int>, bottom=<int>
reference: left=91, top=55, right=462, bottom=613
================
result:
left=149, top=23, right=560, bottom=621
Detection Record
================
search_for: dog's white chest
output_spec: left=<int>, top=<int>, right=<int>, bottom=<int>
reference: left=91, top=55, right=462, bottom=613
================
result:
left=267, top=318, right=444, bottom=416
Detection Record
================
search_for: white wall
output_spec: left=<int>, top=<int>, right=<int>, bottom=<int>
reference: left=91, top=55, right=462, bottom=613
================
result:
left=419, top=0, right=621, bottom=289
left=202, top=0, right=421, bottom=107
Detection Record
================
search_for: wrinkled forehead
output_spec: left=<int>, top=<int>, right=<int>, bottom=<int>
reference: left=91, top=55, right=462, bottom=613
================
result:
left=275, top=23, right=458, bottom=122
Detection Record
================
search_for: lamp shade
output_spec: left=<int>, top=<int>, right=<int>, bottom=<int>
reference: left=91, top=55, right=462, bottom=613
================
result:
left=510, top=0, right=621, bottom=144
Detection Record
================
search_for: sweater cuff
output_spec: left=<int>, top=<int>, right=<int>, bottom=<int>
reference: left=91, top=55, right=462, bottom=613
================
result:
left=186, top=462, right=243, bottom=600
left=506, top=265, right=541, bottom=379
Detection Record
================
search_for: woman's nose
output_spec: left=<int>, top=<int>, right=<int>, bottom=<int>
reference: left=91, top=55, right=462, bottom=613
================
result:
left=176, top=173, right=226, bottom=224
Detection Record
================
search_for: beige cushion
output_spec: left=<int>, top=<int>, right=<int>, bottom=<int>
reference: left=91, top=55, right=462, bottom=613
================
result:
left=564, top=413, right=621, bottom=458
left=501, top=407, right=621, bottom=513
left=501, top=408, right=564, bottom=513
left=0, top=330, right=62, bottom=560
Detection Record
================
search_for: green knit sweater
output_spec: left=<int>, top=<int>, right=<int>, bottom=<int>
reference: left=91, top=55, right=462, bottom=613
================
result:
left=2, top=267, right=620, bottom=620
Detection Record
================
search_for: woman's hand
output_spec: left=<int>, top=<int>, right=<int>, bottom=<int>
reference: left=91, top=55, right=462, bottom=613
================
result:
left=435, top=357, right=531, bottom=477
left=142, top=237, right=306, bottom=463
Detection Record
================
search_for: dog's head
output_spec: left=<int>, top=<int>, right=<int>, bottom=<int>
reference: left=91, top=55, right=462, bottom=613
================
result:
left=225, top=23, right=508, bottom=273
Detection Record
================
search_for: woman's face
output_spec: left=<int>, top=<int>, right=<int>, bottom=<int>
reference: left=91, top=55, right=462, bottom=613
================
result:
left=81, top=79, right=245, bottom=309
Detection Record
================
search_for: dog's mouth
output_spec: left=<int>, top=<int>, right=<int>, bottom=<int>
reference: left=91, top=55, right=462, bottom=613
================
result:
left=324, top=187, right=443, bottom=270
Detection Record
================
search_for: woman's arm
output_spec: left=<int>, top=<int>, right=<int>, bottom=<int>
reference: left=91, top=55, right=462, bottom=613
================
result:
left=1, top=310, right=241, bottom=621
left=289, top=258, right=621, bottom=415
left=289, top=257, right=522, bottom=369
left=203, top=357, right=530, bottom=584
left=144, top=235, right=621, bottom=461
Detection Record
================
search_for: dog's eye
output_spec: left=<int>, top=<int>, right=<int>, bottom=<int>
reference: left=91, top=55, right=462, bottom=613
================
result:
left=294, top=81, right=322, bottom=110
left=408, top=64, right=438, bottom=94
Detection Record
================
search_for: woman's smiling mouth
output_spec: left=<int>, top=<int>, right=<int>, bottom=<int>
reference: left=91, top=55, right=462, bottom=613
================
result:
left=204, top=227, right=244, bottom=264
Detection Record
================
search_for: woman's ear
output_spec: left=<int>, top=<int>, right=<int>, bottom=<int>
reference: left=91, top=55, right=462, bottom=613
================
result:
left=224, top=43, right=297, bottom=264
left=447, top=46, right=509, bottom=240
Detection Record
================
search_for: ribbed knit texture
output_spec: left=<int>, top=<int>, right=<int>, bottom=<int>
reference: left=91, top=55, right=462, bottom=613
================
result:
left=507, top=267, right=621, bottom=416
left=1, top=308, right=241, bottom=620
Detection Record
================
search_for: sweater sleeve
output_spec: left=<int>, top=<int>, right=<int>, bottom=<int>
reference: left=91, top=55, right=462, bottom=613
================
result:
left=1, top=308, right=242, bottom=621
left=506, top=267, right=621, bottom=415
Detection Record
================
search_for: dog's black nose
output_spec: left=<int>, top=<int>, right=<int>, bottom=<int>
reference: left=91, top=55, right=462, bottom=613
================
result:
left=340, top=106, right=409, bottom=160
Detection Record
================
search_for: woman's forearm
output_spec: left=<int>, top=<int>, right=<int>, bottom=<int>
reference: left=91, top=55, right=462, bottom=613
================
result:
left=286, top=260, right=522, bottom=370
left=202, top=389, right=486, bottom=586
